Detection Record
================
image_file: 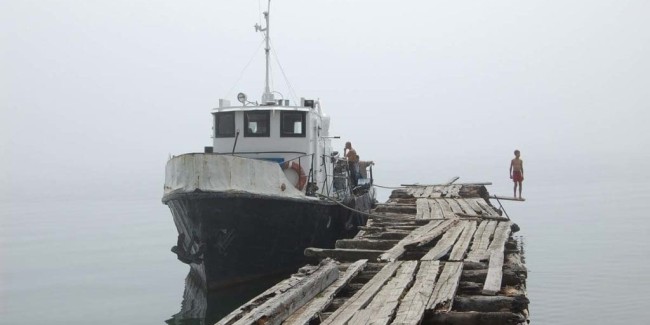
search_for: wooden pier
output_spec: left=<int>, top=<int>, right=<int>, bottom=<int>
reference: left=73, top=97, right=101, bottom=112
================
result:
left=216, top=184, right=529, bottom=325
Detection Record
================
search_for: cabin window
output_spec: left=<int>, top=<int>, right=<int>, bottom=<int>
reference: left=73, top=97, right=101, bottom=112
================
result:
left=244, top=111, right=270, bottom=137
left=280, top=111, right=306, bottom=137
left=215, top=112, right=235, bottom=138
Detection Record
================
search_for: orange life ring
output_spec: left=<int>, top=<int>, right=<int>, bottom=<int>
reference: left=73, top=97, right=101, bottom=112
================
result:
left=282, top=161, right=307, bottom=191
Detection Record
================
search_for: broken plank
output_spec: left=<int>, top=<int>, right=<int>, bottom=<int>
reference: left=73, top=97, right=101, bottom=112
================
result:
left=426, top=261, right=463, bottom=312
left=466, top=220, right=498, bottom=263
left=437, top=199, right=455, bottom=218
left=428, top=199, right=444, bottom=220
left=445, top=198, right=464, bottom=215
left=216, top=259, right=339, bottom=325
left=347, top=261, right=418, bottom=325
left=415, top=198, right=430, bottom=219
left=304, top=248, right=384, bottom=262
left=487, top=221, right=513, bottom=253
left=378, top=219, right=458, bottom=262
left=464, top=198, right=485, bottom=215
left=449, top=220, right=477, bottom=261
left=392, top=260, right=441, bottom=325
left=321, top=262, right=402, bottom=325
left=476, top=199, right=500, bottom=217
left=422, top=186, right=435, bottom=199
left=456, top=198, right=477, bottom=215
left=482, top=249, right=505, bottom=295
left=446, top=184, right=461, bottom=197
left=421, top=221, right=467, bottom=261
left=284, top=260, right=368, bottom=325
left=483, top=222, right=512, bottom=295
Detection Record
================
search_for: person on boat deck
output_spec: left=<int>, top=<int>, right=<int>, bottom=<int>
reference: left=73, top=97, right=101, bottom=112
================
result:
left=357, top=158, right=375, bottom=179
left=344, top=142, right=360, bottom=186
left=510, top=149, right=524, bottom=199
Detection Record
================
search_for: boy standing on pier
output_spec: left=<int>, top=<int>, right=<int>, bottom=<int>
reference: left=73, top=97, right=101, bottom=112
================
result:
left=510, top=150, right=524, bottom=199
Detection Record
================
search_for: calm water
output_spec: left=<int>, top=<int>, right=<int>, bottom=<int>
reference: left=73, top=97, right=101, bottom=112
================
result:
left=2, top=166, right=649, bottom=324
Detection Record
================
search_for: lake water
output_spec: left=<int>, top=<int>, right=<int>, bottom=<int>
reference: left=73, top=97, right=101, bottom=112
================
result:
left=2, top=164, right=649, bottom=324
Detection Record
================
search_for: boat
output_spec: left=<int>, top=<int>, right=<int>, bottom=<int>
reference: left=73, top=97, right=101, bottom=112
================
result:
left=162, top=0, right=376, bottom=290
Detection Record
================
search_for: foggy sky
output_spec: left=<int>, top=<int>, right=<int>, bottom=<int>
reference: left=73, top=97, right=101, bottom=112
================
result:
left=2, top=0, right=649, bottom=201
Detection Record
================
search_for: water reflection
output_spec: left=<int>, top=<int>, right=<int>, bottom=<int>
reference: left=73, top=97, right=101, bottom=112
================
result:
left=166, top=270, right=290, bottom=324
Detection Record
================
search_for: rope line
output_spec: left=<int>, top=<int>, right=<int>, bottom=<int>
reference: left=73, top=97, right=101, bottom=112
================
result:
left=315, top=193, right=388, bottom=218
left=225, top=39, right=266, bottom=99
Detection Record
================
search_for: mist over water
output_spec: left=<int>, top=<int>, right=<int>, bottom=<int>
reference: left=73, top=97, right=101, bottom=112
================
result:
left=3, top=0, right=650, bottom=323
left=2, top=152, right=650, bottom=324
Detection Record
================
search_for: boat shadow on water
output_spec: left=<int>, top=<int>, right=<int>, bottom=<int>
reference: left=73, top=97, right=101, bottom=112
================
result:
left=166, top=269, right=293, bottom=325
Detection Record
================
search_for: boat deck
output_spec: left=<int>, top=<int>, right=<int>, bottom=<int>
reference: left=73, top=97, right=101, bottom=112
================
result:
left=215, top=183, right=529, bottom=325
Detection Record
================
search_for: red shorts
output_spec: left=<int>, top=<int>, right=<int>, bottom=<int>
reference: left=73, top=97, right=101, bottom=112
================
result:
left=512, top=171, right=524, bottom=182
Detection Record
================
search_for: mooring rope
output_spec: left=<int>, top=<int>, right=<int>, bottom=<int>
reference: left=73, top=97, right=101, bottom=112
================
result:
left=315, top=193, right=391, bottom=219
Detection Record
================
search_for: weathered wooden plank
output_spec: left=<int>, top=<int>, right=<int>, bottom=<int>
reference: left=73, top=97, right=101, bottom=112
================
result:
left=436, top=199, right=454, bottom=218
left=449, top=220, right=477, bottom=261
left=482, top=222, right=513, bottom=295
left=491, top=195, right=526, bottom=201
left=482, top=249, right=505, bottom=295
left=335, top=239, right=399, bottom=250
left=404, top=219, right=459, bottom=249
left=216, top=259, right=339, bottom=325
left=445, top=198, right=464, bottom=215
left=284, top=260, right=368, bottom=325
left=421, top=222, right=467, bottom=261
left=427, top=261, right=463, bottom=312
left=379, top=219, right=458, bottom=262
left=446, top=184, right=461, bottom=197
left=304, top=248, right=384, bottom=262
left=412, top=187, right=426, bottom=198
left=466, top=220, right=498, bottom=262
left=392, top=260, right=441, bottom=325
left=476, top=199, right=500, bottom=217
left=456, top=198, right=476, bottom=215
left=428, top=199, right=444, bottom=220
left=455, top=212, right=509, bottom=222
left=422, top=186, right=435, bottom=199
left=346, top=261, right=418, bottom=325
left=321, top=262, right=402, bottom=325
left=377, top=220, right=441, bottom=262
left=415, top=198, right=430, bottom=219
left=487, top=221, right=513, bottom=253
left=464, top=198, right=485, bottom=215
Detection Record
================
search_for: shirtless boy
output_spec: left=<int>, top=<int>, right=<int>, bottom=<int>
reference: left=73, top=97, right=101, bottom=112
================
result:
left=510, top=150, right=524, bottom=199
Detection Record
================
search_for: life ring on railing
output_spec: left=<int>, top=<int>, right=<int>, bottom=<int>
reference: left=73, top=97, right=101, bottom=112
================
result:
left=282, top=161, right=307, bottom=191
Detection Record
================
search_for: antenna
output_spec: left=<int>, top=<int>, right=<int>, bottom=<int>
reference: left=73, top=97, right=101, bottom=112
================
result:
left=255, top=0, right=274, bottom=104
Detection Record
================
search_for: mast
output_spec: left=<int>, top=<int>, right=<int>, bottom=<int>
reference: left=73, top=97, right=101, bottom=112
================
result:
left=255, top=0, right=274, bottom=104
